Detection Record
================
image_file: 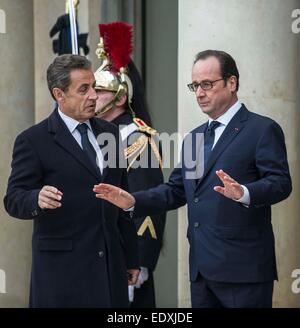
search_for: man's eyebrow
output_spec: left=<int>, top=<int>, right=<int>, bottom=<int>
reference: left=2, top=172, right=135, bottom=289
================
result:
left=192, top=79, right=211, bottom=83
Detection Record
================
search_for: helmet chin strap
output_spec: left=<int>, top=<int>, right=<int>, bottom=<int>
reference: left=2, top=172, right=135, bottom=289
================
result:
left=95, top=84, right=127, bottom=117
left=95, top=98, right=116, bottom=117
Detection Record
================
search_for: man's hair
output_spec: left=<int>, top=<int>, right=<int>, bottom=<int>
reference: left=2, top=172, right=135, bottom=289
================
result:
left=47, top=54, right=92, bottom=100
left=194, top=50, right=239, bottom=91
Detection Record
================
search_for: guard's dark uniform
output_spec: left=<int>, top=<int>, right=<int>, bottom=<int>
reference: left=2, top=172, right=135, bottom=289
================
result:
left=112, top=112, right=166, bottom=308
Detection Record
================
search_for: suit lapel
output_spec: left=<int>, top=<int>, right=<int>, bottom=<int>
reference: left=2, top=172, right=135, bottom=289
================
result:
left=186, top=123, right=207, bottom=192
left=48, top=110, right=102, bottom=181
left=195, top=105, right=248, bottom=190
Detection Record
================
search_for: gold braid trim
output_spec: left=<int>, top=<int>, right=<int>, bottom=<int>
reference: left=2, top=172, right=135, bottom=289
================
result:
left=127, top=139, right=148, bottom=172
left=124, top=134, right=148, bottom=159
left=149, top=137, right=163, bottom=169
left=124, top=134, right=148, bottom=172
left=137, top=216, right=157, bottom=239
left=124, top=134, right=163, bottom=172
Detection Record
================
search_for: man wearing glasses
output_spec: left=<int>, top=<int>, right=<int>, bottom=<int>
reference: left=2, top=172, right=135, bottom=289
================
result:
left=93, top=50, right=292, bottom=308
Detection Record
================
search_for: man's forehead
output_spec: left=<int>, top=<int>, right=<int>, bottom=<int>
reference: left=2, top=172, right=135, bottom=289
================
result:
left=192, top=57, right=221, bottom=77
left=70, top=69, right=95, bottom=84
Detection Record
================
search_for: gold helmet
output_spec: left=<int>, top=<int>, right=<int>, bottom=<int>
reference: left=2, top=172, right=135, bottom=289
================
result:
left=65, top=0, right=79, bottom=14
left=94, top=22, right=134, bottom=117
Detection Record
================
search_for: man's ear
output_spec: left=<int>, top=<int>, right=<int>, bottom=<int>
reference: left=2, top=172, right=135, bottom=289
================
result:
left=115, top=94, right=127, bottom=107
left=53, top=88, right=65, bottom=102
left=228, top=76, right=238, bottom=92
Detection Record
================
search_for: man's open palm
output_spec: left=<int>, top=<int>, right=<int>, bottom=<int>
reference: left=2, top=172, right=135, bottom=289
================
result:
left=93, top=183, right=135, bottom=209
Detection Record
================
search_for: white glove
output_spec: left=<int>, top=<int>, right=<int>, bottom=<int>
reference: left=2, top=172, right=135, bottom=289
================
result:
left=128, top=267, right=149, bottom=302
left=128, top=285, right=135, bottom=302
left=134, top=267, right=149, bottom=289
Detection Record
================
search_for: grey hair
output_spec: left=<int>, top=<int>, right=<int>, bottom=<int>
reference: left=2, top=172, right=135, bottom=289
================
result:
left=47, top=54, right=92, bottom=100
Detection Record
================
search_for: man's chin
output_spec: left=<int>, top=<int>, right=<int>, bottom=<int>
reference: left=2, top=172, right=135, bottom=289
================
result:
left=80, top=109, right=96, bottom=120
left=200, top=104, right=212, bottom=113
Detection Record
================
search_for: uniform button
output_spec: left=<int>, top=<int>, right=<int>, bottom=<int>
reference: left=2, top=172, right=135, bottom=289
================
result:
left=194, top=222, right=200, bottom=228
left=194, top=197, right=199, bottom=203
left=98, top=251, right=104, bottom=258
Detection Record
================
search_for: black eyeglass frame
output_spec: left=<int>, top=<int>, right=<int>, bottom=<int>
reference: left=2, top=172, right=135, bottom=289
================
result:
left=187, top=78, right=225, bottom=92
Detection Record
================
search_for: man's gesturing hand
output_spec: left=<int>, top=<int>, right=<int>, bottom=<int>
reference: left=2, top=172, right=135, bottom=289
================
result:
left=93, top=183, right=135, bottom=209
left=38, top=186, right=63, bottom=210
left=214, top=170, right=244, bottom=200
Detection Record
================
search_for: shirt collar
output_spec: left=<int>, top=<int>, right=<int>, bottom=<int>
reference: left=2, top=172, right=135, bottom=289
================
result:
left=58, top=108, right=92, bottom=133
left=208, top=100, right=242, bottom=126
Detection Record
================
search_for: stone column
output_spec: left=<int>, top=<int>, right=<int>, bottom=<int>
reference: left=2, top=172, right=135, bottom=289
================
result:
left=178, top=0, right=300, bottom=307
left=0, top=0, right=34, bottom=307
left=33, top=0, right=64, bottom=122
left=145, top=0, right=179, bottom=307
left=88, top=0, right=101, bottom=71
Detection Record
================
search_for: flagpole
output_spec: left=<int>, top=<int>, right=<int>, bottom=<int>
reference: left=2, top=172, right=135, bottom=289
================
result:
left=68, top=0, right=78, bottom=54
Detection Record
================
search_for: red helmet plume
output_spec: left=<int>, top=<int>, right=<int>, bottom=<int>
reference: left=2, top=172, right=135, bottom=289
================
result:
left=98, top=22, right=133, bottom=73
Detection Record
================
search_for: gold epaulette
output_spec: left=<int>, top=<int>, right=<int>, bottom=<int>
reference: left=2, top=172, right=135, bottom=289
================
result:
left=124, top=117, right=163, bottom=171
left=133, top=117, right=157, bottom=135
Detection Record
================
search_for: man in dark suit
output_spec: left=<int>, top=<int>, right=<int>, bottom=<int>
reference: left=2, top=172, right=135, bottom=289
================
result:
left=4, top=54, right=139, bottom=308
left=93, top=50, right=292, bottom=308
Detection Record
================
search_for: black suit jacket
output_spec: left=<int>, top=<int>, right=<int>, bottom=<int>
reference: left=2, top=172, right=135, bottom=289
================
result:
left=133, top=105, right=292, bottom=283
left=4, top=109, right=139, bottom=307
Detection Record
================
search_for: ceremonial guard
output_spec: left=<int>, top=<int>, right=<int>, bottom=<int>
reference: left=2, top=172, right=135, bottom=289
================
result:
left=94, top=22, right=166, bottom=307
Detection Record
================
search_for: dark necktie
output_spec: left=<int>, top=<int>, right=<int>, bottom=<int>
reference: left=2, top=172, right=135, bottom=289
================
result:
left=204, top=120, right=221, bottom=169
left=76, top=123, right=98, bottom=171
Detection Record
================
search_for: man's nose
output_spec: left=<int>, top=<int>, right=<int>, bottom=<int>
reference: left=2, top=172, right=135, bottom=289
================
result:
left=89, top=87, right=98, bottom=100
left=196, top=86, right=206, bottom=97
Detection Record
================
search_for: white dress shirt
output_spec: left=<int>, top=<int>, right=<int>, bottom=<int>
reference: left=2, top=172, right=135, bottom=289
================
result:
left=208, top=100, right=250, bottom=205
left=58, top=109, right=104, bottom=174
left=209, top=100, right=242, bottom=149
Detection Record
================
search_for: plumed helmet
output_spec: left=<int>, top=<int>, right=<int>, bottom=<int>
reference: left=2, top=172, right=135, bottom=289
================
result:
left=94, top=22, right=134, bottom=116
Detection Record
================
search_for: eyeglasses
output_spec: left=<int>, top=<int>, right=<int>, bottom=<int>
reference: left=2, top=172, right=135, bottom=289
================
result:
left=187, top=78, right=224, bottom=92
